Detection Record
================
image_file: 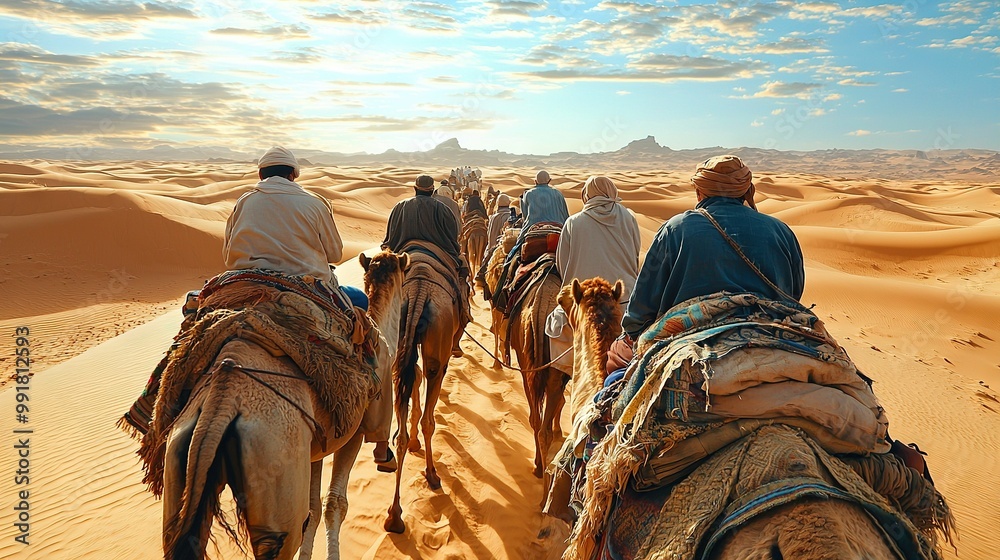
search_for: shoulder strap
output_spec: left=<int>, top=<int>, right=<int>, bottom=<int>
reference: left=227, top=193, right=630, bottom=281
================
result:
left=694, top=208, right=797, bottom=303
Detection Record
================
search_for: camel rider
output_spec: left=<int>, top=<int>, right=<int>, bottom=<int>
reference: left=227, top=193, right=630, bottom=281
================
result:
left=607, top=155, right=804, bottom=374
left=478, top=193, right=511, bottom=289
left=556, top=176, right=641, bottom=311
left=495, top=170, right=569, bottom=306
left=223, top=146, right=367, bottom=308
left=382, top=174, right=472, bottom=357
left=434, top=179, right=462, bottom=232
left=462, top=188, right=488, bottom=220
left=123, top=146, right=396, bottom=471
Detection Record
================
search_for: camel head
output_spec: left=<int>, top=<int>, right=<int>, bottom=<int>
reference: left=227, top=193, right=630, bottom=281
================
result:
left=563, top=278, right=624, bottom=356
left=360, top=250, right=410, bottom=298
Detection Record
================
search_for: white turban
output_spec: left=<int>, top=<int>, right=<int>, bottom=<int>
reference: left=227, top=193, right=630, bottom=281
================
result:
left=258, top=146, right=300, bottom=177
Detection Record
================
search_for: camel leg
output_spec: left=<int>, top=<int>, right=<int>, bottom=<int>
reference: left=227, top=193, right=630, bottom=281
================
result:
left=537, top=369, right=566, bottom=478
left=421, top=359, right=447, bottom=490
left=408, top=366, right=423, bottom=452
left=324, top=430, right=365, bottom=559
left=385, top=381, right=411, bottom=534
left=519, top=362, right=546, bottom=479
left=548, top=372, right=569, bottom=438
left=239, top=418, right=312, bottom=560
left=298, top=460, right=323, bottom=560
left=491, top=310, right=504, bottom=370
left=163, top=415, right=210, bottom=558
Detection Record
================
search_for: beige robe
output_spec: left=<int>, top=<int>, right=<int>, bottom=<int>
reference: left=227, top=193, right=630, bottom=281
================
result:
left=224, top=176, right=343, bottom=287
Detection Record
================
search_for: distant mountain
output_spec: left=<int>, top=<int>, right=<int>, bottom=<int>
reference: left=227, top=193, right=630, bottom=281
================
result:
left=2, top=138, right=998, bottom=180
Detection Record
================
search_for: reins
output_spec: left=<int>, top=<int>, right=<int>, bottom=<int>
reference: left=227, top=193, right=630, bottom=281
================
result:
left=212, top=357, right=328, bottom=451
left=461, top=328, right=572, bottom=374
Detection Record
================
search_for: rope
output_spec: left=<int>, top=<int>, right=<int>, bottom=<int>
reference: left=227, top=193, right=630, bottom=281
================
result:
left=461, top=327, right=572, bottom=374
left=215, top=358, right=328, bottom=451
left=695, top=208, right=798, bottom=303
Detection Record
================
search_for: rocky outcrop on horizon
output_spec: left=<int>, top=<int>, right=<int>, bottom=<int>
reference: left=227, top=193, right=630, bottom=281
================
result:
left=2, top=136, right=998, bottom=181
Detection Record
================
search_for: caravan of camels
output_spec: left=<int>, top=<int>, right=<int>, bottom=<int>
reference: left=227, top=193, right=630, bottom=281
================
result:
left=107, top=149, right=958, bottom=560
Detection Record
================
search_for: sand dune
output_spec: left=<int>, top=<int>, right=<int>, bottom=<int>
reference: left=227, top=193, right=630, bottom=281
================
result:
left=1, top=160, right=998, bottom=559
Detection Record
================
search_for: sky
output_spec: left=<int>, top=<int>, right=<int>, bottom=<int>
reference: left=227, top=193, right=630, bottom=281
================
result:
left=0, top=0, right=998, bottom=155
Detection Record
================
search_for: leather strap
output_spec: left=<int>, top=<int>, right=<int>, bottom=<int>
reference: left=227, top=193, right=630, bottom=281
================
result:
left=694, top=208, right=797, bottom=303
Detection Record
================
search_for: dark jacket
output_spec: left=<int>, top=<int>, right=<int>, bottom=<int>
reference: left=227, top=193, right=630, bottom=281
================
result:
left=622, top=196, right=805, bottom=339
left=383, top=192, right=462, bottom=267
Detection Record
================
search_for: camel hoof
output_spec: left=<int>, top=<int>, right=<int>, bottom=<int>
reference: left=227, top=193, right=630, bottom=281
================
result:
left=384, top=515, right=405, bottom=534
left=492, top=361, right=502, bottom=370
left=451, top=348, right=464, bottom=358
left=533, top=465, right=544, bottom=479
left=408, top=439, right=422, bottom=453
left=425, top=470, right=441, bottom=490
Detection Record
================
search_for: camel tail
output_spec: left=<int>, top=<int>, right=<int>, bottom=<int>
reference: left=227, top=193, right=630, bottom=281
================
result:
left=164, top=366, right=245, bottom=560
left=396, top=280, right=430, bottom=406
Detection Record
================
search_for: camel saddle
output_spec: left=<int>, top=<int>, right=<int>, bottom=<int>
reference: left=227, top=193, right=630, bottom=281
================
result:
left=399, top=239, right=465, bottom=293
left=504, top=254, right=560, bottom=323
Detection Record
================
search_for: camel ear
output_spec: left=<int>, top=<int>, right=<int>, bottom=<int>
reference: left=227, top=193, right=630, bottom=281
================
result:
left=359, top=252, right=371, bottom=271
left=398, top=252, right=410, bottom=272
left=572, top=278, right=584, bottom=304
left=613, top=280, right=624, bottom=303
left=558, top=283, right=574, bottom=314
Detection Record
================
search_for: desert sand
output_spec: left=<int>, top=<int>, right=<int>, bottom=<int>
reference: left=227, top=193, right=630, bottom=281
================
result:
left=1, top=160, right=998, bottom=559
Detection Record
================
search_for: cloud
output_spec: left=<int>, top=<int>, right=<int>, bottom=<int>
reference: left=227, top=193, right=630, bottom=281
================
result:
left=210, top=25, right=312, bottom=40
left=747, top=81, right=823, bottom=99
left=520, top=44, right=601, bottom=68
left=915, top=1, right=995, bottom=26
left=263, top=47, right=325, bottom=65
left=839, top=5, right=903, bottom=18
left=0, top=43, right=99, bottom=66
left=616, top=90, right=630, bottom=95
left=712, top=37, right=829, bottom=55
left=515, top=52, right=764, bottom=83
left=308, top=8, right=389, bottom=25
left=823, top=93, right=842, bottom=101
left=892, top=88, right=909, bottom=93
left=0, top=67, right=295, bottom=146
left=0, top=96, right=162, bottom=136
left=750, top=119, right=764, bottom=127
left=847, top=129, right=872, bottom=136
left=838, top=78, right=876, bottom=86
left=0, top=0, right=197, bottom=37
left=485, top=0, right=547, bottom=18
left=315, top=113, right=497, bottom=133
left=401, top=2, right=459, bottom=31
left=771, top=108, right=785, bottom=115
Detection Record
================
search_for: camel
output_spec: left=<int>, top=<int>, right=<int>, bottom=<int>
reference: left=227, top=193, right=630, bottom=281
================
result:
left=160, top=253, right=405, bottom=560
left=299, top=251, right=408, bottom=559
left=541, top=278, right=622, bottom=521
left=559, top=278, right=623, bottom=422
left=555, top=279, right=951, bottom=560
left=485, top=187, right=499, bottom=215
left=482, top=227, right=517, bottom=370
left=502, top=249, right=570, bottom=479
left=461, top=214, right=488, bottom=286
left=384, top=247, right=462, bottom=534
